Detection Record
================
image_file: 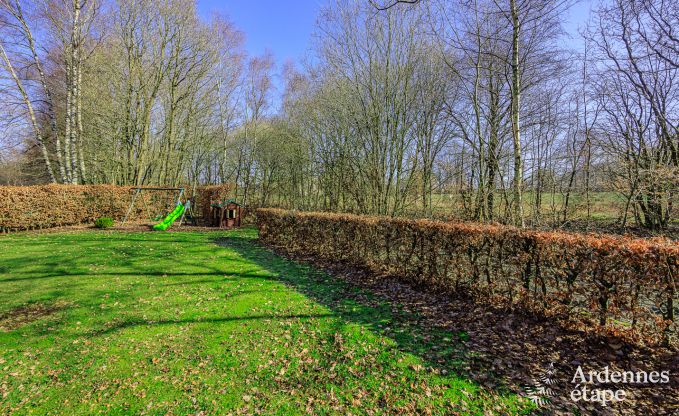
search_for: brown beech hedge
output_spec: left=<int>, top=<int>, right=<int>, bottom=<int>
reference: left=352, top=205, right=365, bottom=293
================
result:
left=257, top=208, right=678, bottom=346
left=197, top=185, right=235, bottom=220
left=0, top=184, right=232, bottom=231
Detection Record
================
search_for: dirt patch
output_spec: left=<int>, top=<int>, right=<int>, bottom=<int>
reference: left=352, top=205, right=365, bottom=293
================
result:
left=0, top=301, right=71, bottom=331
left=262, top=244, right=679, bottom=416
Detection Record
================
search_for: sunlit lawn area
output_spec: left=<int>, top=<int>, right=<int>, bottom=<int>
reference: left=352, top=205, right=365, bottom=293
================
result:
left=0, top=229, right=531, bottom=415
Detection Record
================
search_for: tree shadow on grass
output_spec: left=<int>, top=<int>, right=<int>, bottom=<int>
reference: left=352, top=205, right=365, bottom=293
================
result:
left=1, top=230, right=535, bottom=412
left=213, top=235, right=514, bottom=396
left=0, top=270, right=282, bottom=284
left=214, top=234, right=679, bottom=415
left=88, top=312, right=336, bottom=337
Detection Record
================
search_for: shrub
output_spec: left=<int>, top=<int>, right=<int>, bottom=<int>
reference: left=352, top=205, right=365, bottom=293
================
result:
left=94, top=217, right=114, bottom=229
left=256, top=208, right=678, bottom=347
left=198, top=184, right=236, bottom=219
left=0, top=184, right=234, bottom=232
left=0, top=185, right=163, bottom=231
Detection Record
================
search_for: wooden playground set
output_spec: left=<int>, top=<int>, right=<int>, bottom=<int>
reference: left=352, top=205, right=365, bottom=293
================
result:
left=121, top=187, right=243, bottom=231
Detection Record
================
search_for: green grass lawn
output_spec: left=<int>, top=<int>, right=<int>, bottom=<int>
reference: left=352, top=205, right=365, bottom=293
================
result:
left=0, top=228, right=531, bottom=415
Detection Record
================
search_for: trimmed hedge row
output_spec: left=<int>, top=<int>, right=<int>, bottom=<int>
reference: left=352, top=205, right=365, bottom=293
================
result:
left=0, top=185, right=152, bottom=231
left=0, top=184, right=233, bottom=231
left=257, top=208, right=678, bottom=346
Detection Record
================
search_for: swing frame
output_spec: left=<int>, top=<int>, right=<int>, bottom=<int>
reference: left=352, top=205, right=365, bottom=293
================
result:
left=122, top=187, right=185, bottom=226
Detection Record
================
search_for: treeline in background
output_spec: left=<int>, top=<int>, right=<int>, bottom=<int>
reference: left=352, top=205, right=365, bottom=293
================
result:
left=1, top=0, right=678, bottom=231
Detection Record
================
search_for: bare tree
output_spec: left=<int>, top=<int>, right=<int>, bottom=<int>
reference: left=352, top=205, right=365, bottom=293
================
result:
left=588, top=0, right=679, bottom=229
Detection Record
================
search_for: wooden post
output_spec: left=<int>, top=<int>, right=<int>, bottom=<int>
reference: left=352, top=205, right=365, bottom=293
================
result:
left=122, top=188, right=140, bottom=226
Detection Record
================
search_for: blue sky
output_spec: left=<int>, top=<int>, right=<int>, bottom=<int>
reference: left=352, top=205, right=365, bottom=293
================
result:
left=564, top=0, right=596, bottom=49
left=197, top=0, right=323, bottom=66
left=196, top=0, right=596, bottom=92
left=197, top=0, right=597, bottom=60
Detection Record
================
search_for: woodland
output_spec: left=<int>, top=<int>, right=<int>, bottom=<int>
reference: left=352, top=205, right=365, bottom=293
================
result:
left=0, top=0, right=677, bottom=231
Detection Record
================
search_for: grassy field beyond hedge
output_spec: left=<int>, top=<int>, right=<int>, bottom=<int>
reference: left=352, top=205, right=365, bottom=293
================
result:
left=0, top=229, right=531, bottom=415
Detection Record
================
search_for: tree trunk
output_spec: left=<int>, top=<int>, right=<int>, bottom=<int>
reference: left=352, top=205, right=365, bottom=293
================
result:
left=76, top=48, right=87, bottom=183
left=13, top=0, right=67, bottom=183
left=510, top=0, right=524, bottom=227
left=0, top=43, right=56, bottom=183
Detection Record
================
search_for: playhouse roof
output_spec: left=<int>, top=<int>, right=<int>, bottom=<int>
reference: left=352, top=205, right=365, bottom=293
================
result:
left=210, top=198, right=242, bottom=208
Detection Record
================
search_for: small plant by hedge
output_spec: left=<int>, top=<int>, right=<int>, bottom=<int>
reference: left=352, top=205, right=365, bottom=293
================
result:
left=256, top=208, right=678, bottom=347
left=94, top=217, right=114, bottom=229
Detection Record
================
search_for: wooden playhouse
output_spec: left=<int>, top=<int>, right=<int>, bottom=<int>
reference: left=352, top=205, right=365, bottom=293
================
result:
left=209, top=199, right=243, bottom=228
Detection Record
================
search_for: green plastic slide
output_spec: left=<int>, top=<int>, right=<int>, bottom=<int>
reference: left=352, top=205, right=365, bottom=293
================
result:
left=152, top=203, right=185, bottom=231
